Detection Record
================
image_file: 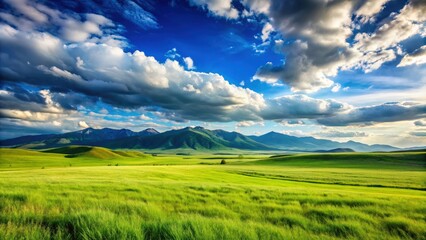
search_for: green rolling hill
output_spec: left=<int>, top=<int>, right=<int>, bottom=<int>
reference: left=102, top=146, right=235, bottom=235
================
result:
left=250, top=152, right=426, bottom=169
left=43, top=146, right=123, bottom=159
left=0, top=126, right=406, bottom=152
left=102, top=127, right=272, bottom=150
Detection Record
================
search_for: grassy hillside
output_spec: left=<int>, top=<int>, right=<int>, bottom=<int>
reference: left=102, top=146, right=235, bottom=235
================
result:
left=0, top=149, right=425, bottom=239
left=102, top=128, right=230, bottom=150
left=0, top=148, right=269, bottom=169
left=43, top=146, right=122, bottom=159
left=0, top=147, right=151, bottom=169
left=251, top=152, right=426, bottom=169
left=44, top=146, right=154, bottom=159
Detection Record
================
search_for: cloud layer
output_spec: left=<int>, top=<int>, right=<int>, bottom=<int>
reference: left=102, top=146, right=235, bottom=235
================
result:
left=244, top=0, right=426, bottom=92
left=318, top=102, right=426, bottom=126
left=0, top=0, right=425, bottom=140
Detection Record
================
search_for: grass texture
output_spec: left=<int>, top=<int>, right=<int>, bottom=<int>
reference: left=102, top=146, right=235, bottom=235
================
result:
left=0, top=147, right=425, bottom=239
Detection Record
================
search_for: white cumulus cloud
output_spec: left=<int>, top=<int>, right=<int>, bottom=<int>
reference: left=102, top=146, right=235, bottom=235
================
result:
left=188, top=0, right=239, bottom=19
left=397, top=46, right=426, bottom=67
left=183, top=57, right=195, bottom=70
left=78, top=120, right=90, bottom=128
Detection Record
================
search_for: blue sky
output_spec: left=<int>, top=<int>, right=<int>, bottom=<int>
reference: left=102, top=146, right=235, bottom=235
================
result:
left=0, top=0, right=425, bottom=147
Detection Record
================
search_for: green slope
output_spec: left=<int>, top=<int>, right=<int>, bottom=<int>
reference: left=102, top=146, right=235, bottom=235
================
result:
left=103, top=128, right=228, bottom=150
left=103, top=127, right=271, bottom=151
left=248, top=152, right=426, bottom=169
left=1, top=150, right=425, bottom=239
left=2, top=127, right=272, bottom=151
left=43, top=146, right=123, bottom=159
left=0, top=147, right=153, bottom=169
left=212, top=130, right=271, bottom=150
left=43, top=146, right=151, bottom=159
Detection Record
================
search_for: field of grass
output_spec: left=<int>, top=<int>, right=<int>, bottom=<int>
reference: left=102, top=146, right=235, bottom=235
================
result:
left=0, top=147, right=425, bottom=239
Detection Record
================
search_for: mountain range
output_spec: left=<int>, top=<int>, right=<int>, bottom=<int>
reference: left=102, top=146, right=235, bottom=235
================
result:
left=0, top=126, right=401, bottom=152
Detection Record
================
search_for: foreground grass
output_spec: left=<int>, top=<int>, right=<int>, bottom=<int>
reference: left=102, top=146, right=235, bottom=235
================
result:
left=0, top=149, right=425, bottom=239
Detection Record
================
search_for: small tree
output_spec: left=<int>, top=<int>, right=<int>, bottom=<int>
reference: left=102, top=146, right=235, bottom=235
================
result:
left=238, top=154, right=244, bottom=159
left=220, top=159, right=227, bottom=165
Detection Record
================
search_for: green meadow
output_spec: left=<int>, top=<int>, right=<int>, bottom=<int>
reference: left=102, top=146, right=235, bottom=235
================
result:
left=0, top=147, right=425, bottom=239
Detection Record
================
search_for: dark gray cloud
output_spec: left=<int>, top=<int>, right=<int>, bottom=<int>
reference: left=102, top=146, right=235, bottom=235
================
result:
left=0, top=119, right=60, bottom=139
left=0, top=86, right=48, bottom=114
left=250, top=0, right=357, bottom=91
left=246, top=0, right=425, bottom=92
left=261, top=94, right=350, bottom=120
left=0, top=84, right=98, bottom=124
left=51, top=92, right=98, bottom=111
left=6, top=85, right=46, bottom=105
left=254, top=40, right=343, bottom=91
left=0, top=8, right=352, bottom=124
left=414, top=120, right=426, bottom=126
left=286, top=120, right=305, bottom=125
left=0, top=20, right=266, bottom=122
left=318, top=102, right=426, bottom=126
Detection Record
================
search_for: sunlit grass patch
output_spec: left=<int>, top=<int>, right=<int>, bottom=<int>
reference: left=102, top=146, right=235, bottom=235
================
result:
left=0, top=151, right=425, bottom=239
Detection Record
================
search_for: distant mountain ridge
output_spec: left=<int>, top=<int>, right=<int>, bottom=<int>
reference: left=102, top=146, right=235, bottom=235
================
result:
left=101, top=126, right=272, bottom=150
left=249, top=131, right=398, bottom=152
left=0, top=127, right=399, bottom=152
left=0, top=127, right=159, bottom=148
left=314, top=148, right=355, bottom=153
